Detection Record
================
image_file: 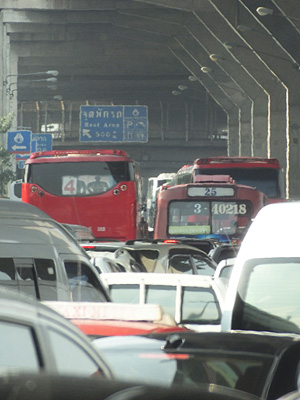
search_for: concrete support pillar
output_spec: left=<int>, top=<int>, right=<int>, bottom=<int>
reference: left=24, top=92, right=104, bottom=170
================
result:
left=267, top=82, right=288, bottom=193
left=288, top=90, right=300, bottom=198
left=0, top=12, right=10, bottom=119
left=252, top=96, right=269, bottom=157
left=239, top=100, right=253, bottom=156
left=227, top=106, right=240, bottom=156
left=6, top=51, right=18, bottom=130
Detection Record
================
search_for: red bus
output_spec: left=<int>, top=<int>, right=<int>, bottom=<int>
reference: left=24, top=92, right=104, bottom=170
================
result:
left=153, top=175, right=269, bottom=244
left=170, top=157, right=285, bottom=203
left=22, top=149, right=145, bottom=241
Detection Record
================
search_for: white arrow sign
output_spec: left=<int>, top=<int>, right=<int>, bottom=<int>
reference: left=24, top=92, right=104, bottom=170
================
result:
left=82, top=129, right=92, bottom=138
left=12, top=144, right=27, bottom=151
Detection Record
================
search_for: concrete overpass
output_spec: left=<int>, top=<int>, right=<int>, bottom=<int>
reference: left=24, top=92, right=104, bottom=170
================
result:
left=1, top=0, right=300, bottom=197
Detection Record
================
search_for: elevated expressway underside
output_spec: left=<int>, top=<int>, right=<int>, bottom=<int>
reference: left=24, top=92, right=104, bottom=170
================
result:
left=1, top=1, right=300, bottom=197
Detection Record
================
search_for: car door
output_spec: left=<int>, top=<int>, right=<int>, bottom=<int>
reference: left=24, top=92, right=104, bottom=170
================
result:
left=60, top=254, right=111, bottom=302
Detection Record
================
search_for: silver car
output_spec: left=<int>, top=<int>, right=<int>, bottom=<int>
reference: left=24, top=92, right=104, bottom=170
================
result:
left=0, top=287, right=113, bottom=378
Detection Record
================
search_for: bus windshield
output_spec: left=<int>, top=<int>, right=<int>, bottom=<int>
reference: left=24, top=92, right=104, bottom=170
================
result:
left=168, top=200, right=251, bottom=238
left=27, top=161, right=133, bottom=196
left=194, top=168, right=281, bottom=199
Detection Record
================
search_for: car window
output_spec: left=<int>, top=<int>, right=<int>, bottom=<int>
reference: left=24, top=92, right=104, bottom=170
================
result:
left=145, top=285, right=176, bottom=319
left=0, top=258, right=58, bottom=300
left=64, top=261, right=108, bottom=302
left=0, top=321, right=40, bottom=372
left=109, top=284, right=140, bottom=303
left=128, top=249, right=159, bottom=272
left=168, top=255, right=194, bottom=274
left=181, top=287, right=221, bottom=324
left=219, top=265, right=233, bottom=279
left=47, top=328, right=101, bottom=377
left=192, top=255, right=216, bottom=276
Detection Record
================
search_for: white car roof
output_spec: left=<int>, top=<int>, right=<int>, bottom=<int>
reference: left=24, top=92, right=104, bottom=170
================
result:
left=101, top=272, right=217, bottom=287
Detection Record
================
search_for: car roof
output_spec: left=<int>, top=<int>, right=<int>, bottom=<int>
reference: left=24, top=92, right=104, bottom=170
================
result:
left=236, top=201, right=300, bottom=258
left=97, top=330, right=300, bottom=356
left=81, top=241, right=125, bottom=252
left=0, top=199, right=53, bottom=220
left=101, top=272, right=220, bottom=287
left=122, top=240, right=210, bottom=253
left=0, top=287, right=91, bottom=337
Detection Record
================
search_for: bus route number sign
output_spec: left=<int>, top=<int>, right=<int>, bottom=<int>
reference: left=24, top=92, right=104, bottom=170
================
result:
left=188, top=187, right=234, bottom=197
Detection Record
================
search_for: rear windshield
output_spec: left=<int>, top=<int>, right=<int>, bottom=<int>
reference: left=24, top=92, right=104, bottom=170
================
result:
left=25, top=161, right=133, bottom=196
left=194, top=168, right=283, bottom=199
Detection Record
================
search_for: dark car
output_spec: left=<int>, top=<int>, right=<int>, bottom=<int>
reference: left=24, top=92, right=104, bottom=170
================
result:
left=208, top=243, right=240, bottom=264
left=93, top=330, right=300, bottom=400
left=0, top=373, right=265, bottom=400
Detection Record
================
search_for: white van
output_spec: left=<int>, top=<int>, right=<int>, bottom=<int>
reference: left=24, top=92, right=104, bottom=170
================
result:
left=146, top=173, right=176, bottom=231
left=221, top=201, right=300, bottom=334
left=0, top=199, right=110, bottom=303
left=9, top=179, right=22, bottom=201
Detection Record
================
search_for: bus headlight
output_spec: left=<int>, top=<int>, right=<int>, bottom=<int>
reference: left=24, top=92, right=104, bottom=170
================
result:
left=120, top=185, right=127, bottom=191
left=113, top=189, right=120, bottom=195
left=30, top=186, right=38, bottom=193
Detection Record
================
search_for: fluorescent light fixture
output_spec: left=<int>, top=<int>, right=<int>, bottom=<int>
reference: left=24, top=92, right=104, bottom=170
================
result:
left=209, top=54, right=223, bottom=62
left=237, top=24, right=253, bottom=32
left=224, top=41, right=237, bottom=50
left=256, top=7, right=274, bottom=16
left=188, top=75, right=199, bottom=81
left=201, top=66, right=212, bottom=73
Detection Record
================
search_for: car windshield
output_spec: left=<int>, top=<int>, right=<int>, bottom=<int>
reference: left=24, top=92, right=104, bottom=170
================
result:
left=232, top=258, right=300, bottom=333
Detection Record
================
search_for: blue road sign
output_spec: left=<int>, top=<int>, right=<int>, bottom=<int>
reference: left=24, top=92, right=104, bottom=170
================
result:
left=7, top=130, right=31, bottom=153
left=15, top=153, right=30, bottom=161
left=32, top=133, right=53, bottom=152
left=123, top=106, right=148, bottom=143
left=80, top=105, right=148, bottom=143
left=17, top=161, right=26, bottom=169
